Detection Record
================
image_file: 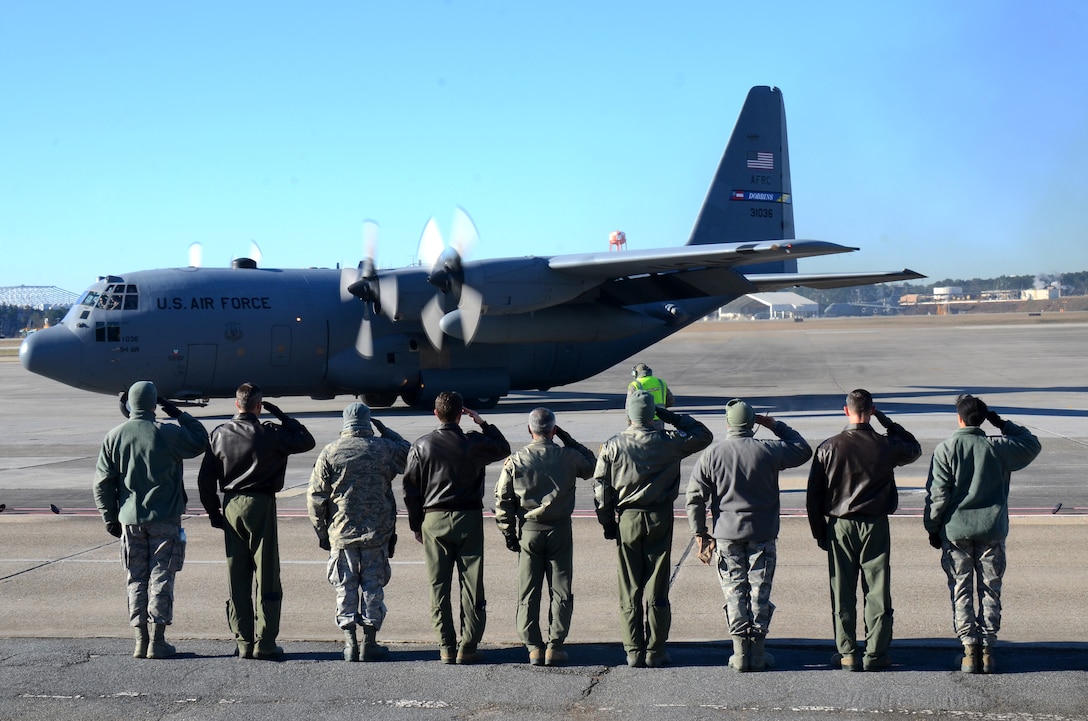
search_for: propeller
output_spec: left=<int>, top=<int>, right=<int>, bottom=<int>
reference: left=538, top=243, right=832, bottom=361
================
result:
left=342, top=220, right=398, bottom=358
left=418, top=207, right=484, bottom=350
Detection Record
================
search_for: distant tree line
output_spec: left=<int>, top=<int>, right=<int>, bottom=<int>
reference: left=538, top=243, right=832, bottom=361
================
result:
left=0, top=304, right=69, bottom=338
left=803, top=271, right=1088, bottom=307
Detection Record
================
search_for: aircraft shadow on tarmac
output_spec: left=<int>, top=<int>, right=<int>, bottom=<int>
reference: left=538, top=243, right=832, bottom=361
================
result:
left=179, top=384, right=1088, bottom=422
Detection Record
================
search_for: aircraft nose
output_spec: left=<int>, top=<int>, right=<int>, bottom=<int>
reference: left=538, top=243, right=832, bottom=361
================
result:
left=20, top=325, right=83, bottom=387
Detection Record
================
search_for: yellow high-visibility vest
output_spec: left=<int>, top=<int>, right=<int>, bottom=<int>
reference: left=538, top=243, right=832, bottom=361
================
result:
left=629, top=375, right=669, bottom=407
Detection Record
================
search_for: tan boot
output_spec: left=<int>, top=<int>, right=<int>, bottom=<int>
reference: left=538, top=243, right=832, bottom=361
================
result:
left=545, top=643, right=568, bottom=666
left=960, top=643, right=979, bottom=673
left=981, top=646, right=996, bottom=674
left=361, top=625, right=388, bottom=661
left=147, top=624, right=176, bottom=659
left=749, top=635, right=774, bottom=671
left=133, top=625, right=149, bottom=659
left=728, top=635, right=749, bottom=672
left=528, top=647, right=545, bottom=666
left=343, top=628, right=359, bottom=662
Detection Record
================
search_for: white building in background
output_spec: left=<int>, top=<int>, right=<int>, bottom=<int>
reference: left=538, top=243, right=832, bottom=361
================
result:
left=1021, top=287, right=1060, bottom=301
left=0, top=285, right=79, bottom=309
left=932, top=286, right=964, bottom=300
left=715, top=292, right=819, bottom=320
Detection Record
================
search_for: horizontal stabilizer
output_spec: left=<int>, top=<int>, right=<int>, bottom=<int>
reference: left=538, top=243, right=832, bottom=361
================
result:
left=747, top=269, right=926, bottom=292
left=549, top=239, right=855, bottom=281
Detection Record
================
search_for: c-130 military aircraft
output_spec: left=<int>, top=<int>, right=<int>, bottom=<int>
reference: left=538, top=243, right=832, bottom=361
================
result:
left=20, top=86, right=923, bottom=409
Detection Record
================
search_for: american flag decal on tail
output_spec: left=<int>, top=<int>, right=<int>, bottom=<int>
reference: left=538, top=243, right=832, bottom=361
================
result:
left=746, top=151, right=774, bottom=170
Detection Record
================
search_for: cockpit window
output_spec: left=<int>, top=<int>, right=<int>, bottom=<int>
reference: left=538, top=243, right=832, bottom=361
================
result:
left=83, top=284, right=138, bottom=311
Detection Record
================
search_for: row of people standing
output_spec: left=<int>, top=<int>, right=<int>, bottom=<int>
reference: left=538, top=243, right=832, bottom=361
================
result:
left=94, top=380, right=317, bottom=660
left=93, top=380, right=1040, bottom=673
left=685, top=388, right=1040, bottom=674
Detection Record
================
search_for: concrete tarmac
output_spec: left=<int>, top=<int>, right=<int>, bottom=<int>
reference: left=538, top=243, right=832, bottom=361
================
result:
left=2, top=314, right=1088, bottom=720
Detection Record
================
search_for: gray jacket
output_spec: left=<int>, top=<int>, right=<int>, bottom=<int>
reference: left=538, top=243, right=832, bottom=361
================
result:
left=686, top=421, right=812, bottom=542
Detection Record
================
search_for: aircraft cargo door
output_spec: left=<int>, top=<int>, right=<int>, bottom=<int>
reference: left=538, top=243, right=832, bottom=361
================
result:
left=183, top=344, right=217, bottom=391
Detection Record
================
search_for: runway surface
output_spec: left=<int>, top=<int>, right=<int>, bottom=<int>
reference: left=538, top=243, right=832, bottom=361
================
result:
left=2, top=314, right=1087, bottom=720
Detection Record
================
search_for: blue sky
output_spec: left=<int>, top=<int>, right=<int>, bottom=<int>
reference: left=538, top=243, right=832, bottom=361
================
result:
left=2, top=1, right=1086, bottom=294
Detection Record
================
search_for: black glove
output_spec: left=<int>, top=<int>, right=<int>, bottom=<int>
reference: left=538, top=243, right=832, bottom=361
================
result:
left=208, top=511, right=225, bottom=529
left=602, top=521, right=620, bottom=545
left=158, top=398, right=183, bottom=418
left=504, top=533, right=520, bottom=553
left=262, top=401, right=289, bottom=422
left=986, top=410, right=1006, bottom=430
left=928, top=532, right=943, bottom=550
left=655, top=406, right=679, bottom=425
left=372, top=418, right=387, bottom=436
left=106, top=521, right=122, bottom=538
left=318, top=537, right=331, bottom=552
left=554, top=426, right=572, bottom=444
left=872, top=408, right=892, bottom=429
left=388, top=531, right=398, bottom=558
left=118, top=392, right=130, bottom=419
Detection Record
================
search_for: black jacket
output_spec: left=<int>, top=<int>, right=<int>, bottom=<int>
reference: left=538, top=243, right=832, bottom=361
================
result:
left=805, top=421, right=921, bottom=541
left=198, top=412, right=316, bottom=517
left=403, top=421, right=510, bottom=532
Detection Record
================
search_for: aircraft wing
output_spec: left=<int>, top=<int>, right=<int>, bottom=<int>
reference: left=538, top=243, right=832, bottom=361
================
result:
left=746, top=269, right=926, bottom=291
left=547, top=239, right=856, bottom=279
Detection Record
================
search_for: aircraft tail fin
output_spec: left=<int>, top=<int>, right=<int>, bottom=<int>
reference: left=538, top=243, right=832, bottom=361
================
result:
left=686, top=86, right=796, bottom=273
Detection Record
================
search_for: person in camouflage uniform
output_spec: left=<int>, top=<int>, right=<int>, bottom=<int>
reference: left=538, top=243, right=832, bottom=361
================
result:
left=494, top=407, right=595, bottom=666
left=685, top=399, right=811, bottom=672
left=308, top=402, right=410, bottom=662
left=593, top=390, right=713, bottom=668
left=924, top=394, right=1041, bottom=674
left=93, top=380, right=208, bottom=659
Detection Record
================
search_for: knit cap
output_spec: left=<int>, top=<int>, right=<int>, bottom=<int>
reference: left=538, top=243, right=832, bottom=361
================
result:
left=725, top=398, right=755, bottom=429
left=627, top=390, right=656, bottom=425
left=128, top=380, right=158, bottom=415
left=342, top=402, right=372, bottom=432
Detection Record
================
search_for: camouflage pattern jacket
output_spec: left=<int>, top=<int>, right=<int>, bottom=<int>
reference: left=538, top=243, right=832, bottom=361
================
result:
left=308, top=427, right=410, bottom=550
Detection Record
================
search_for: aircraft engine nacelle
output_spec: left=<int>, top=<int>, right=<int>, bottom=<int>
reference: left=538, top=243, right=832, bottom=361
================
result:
left=439, top=304, right=665, bottom=344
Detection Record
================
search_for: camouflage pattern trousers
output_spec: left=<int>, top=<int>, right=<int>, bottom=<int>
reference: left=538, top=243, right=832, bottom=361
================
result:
left=327, top=544, right=391, bottom=631
left=121, top=521, right=185, bottom=626
left=715, top=539, right=777, bottom=638
left=941, top=538, right=1006, bottom=646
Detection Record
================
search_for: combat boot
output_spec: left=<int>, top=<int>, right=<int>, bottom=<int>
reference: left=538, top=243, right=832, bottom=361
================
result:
left=361, top=624, right=389, bottom=661
left=133, top=625, right=149, bottom=659
left=727, top=635, right=750, bottom=672
left=343, top=627, right=359, bottom=662
left=960, top=643, right=979, bottom=673
left=147, top=624, right=176, bottom=659
left=749, top=635, right=774, bottom=671
left=545, top=643, right=568, bottom=666
left=981, top=646, right=996, bottom=674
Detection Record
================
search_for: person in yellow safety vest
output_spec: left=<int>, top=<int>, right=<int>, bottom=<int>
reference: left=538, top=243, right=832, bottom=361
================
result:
left=627, top=364, right=675, bottom=425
